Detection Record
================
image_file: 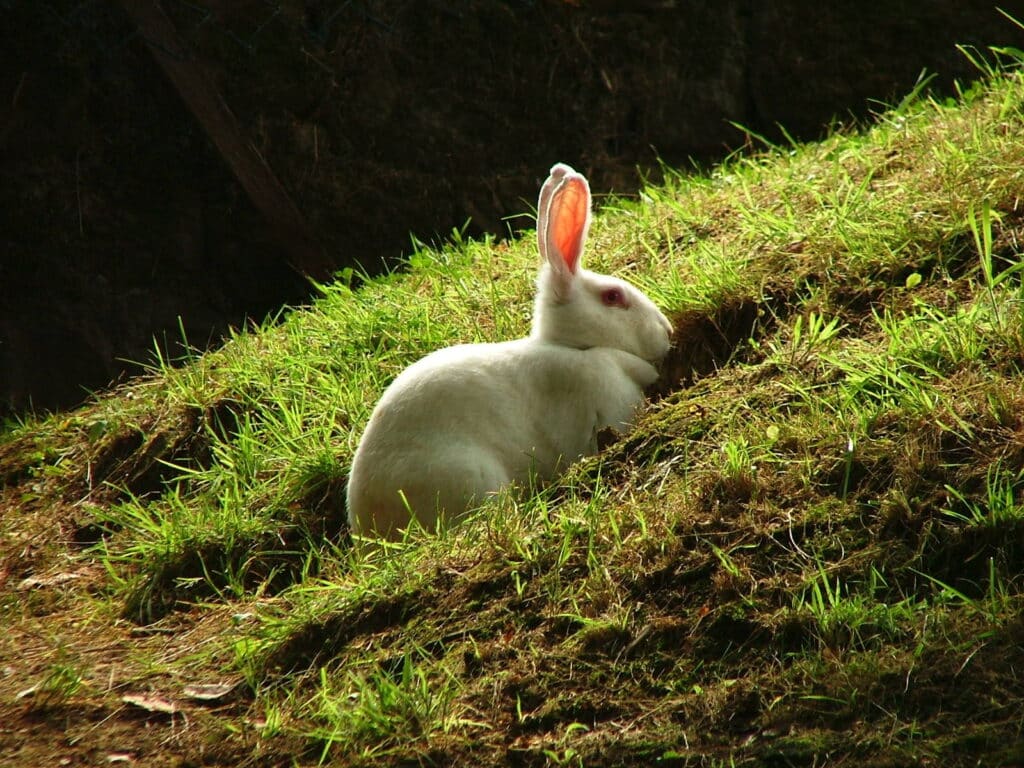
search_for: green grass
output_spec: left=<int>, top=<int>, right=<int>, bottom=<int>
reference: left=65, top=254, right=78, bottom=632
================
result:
left=4, top=54, right=1024, bottom=767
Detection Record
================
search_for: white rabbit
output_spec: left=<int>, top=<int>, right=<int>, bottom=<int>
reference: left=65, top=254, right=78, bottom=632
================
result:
left=346, top=163, right=673, bottom=541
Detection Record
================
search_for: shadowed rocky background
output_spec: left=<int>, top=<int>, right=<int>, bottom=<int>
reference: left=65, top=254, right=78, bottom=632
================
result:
left=2, top=0, right=1023, bottom=415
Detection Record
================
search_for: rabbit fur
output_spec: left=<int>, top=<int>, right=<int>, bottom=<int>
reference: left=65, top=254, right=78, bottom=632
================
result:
left=346, top=163, right=673, bottom=540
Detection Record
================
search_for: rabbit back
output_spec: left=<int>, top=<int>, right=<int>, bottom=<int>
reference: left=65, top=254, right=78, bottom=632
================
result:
left=346, top=339, right=658, bottom=539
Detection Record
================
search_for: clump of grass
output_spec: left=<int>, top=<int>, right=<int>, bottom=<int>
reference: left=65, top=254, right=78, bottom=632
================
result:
left=307, top=652, right=475, bottom=762
left=794, top=562, right=922, bottom=651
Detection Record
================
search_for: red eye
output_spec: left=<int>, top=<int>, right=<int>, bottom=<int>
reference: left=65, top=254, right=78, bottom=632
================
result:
left=601, top=287, right=627, bottom=307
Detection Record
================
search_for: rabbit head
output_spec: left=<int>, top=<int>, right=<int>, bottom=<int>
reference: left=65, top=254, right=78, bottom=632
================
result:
left=532, top=163, right=673, bottom=365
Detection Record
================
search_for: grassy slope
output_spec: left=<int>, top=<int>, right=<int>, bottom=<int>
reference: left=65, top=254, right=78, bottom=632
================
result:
left=4, top=63, right=1024, bottom=767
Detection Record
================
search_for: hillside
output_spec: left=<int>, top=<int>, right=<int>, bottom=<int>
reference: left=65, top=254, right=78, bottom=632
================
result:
left=3, top=57, right=1024, bottom=766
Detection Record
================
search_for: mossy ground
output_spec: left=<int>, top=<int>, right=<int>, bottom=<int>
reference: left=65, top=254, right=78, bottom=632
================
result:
left=4, top=57, right=1024, bottom=767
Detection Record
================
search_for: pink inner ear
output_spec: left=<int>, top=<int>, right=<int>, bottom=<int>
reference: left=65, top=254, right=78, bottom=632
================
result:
left=551, top=177, right=588, bottom=274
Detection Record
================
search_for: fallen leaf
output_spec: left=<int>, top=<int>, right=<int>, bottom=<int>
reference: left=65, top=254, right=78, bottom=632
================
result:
left=17, top=572, right=83, bottom=591
left=122, top=693, right=179, bottom=714
left=183, top=682, right=238, bottom=702
left=15, top=683, right=39, bottom=700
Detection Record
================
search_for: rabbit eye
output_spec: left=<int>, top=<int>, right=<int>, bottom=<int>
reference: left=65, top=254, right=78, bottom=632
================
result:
left=601, top=287, right=627, bottom=307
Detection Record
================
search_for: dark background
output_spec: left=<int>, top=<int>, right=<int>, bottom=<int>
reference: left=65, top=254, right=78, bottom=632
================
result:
left=3, top=0, right=1024, bottom=416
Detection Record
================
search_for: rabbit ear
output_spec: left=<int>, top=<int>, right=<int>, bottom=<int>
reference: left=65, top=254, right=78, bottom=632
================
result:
left=537, top=163, right=572, bottom=266
left=541, top=165, right=591, bottom=301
